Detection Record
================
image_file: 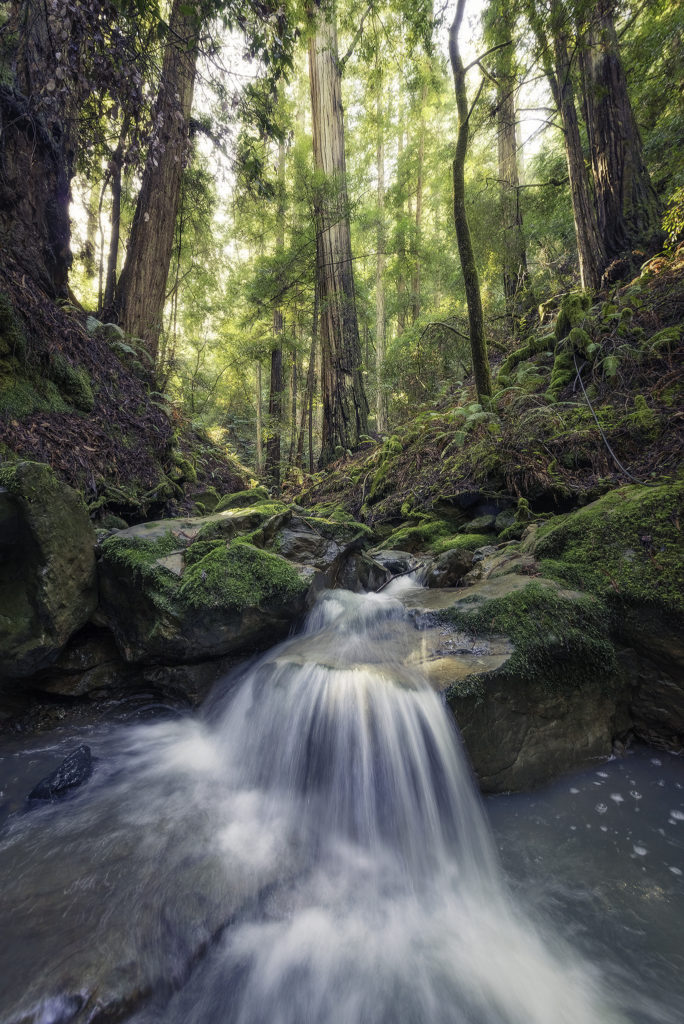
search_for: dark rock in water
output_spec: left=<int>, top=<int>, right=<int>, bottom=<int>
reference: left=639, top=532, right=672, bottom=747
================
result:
left=417, top=548, right=473, bottom=588
left=28, top=744, right=93, bottom=802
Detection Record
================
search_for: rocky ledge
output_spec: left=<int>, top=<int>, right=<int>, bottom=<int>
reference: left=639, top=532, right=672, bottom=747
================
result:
left=1, top=461, right=682, bottom=794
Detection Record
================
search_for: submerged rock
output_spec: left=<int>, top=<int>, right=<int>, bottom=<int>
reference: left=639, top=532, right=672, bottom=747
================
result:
left=28, top=744, right=93, bottom=802
left=0, top=461, right=97, bottom=680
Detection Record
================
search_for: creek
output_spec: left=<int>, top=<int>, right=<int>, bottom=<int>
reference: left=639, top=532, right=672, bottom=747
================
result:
left=0, top=584, right=682, bottom=1024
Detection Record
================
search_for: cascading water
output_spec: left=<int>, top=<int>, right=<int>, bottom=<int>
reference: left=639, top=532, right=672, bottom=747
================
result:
left=0, top=584, right=681, bottom=1024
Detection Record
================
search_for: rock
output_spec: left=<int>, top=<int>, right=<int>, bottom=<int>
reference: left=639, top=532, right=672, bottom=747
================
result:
left=28, top=744, right=93, bottom=802
left=0, top=462, right=97, bottom=680
left=417, top=548, right=473, bottom=588
left=371, top=549, right=420, bottom=575
left=400, top=575, right=625, bottom=792
left=459, top=514, right=496, bottom=533
left=98, top=523, right=312, bottom=664
left=494, top=510, right=516, bottom=533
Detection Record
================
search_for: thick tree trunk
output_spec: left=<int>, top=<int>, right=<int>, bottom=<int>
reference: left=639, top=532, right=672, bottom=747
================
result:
left=0, top=1, right=74, bottom=296
left=102, top=119, right=129, bottom=313
left=449, top=0, right=492, bottom=403
left=308, top=3, right=368, bottom=464
left=578, top=0, right=660, bottom=265
left=494, top=35, right=529, bottom=310
left=396, top=125, right=407, bottom=334
left=527, top=0, right=606, bottom=290
left=550, top=23, right=606, bottom=290
left=114, top=0, right=198, bottom=362
left=375, top=80, right=388, bottom=435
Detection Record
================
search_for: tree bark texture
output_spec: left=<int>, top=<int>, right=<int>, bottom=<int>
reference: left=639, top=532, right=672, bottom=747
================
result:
left=449, top=0, right=492, bottom=403
left=308, top=4, right=368, bottom=464
left=411, top=81, right=427, bottom=324
left=375, top=78, right=388, bottom=435
left=0, top=1, right=77, bottom=296
left=578, top=0, right=660, bottom=265
left=255, top=361, right=264, bottom=476
left=114, top=0, right=198, bottom=361
left=494, top=34, right=529, bottom=309
left=265, top=139, right=286, bottom=486
left=266, top=339, right=283, bottom=487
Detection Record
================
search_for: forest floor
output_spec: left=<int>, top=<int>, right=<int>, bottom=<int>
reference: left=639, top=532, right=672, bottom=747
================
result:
left=0, top=256, right=252, bottom=524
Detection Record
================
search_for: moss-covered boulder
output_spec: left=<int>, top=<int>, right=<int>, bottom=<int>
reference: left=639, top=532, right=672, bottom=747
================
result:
left=97, top=515, right=312, bottom=663
left=529, top=481, right=684, bottom=749
left=427, top=577, right=624, bottom=791
left=0, top=461, right=97, bottom=679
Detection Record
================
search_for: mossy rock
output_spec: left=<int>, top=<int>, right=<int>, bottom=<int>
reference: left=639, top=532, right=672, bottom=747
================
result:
left=531, top=481, right=684, bottom=616
left=48, top=353, right=94, bottom=412
left=0, top=461, right=97, bottom=678
left=98, top=523, right=312, bottom=664
left=433, top=576, right=622, bottom=791
left=215, top=485, right=270, bottom=512
left=380, top=518, right=452, bottom=554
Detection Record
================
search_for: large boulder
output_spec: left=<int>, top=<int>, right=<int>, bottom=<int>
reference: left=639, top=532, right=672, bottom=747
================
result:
left=97, top=505, right=370, bottom=664
left=0, top=461, right=97, bottom=679
left=400, top=574, right=626, bottom=793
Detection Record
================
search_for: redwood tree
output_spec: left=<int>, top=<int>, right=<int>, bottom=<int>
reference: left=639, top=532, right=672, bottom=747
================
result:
left=577, top=0, right=661, bottom=265
left=113, top=0, right=199, bottom=363
left=308, top=0, right=369, bottom=464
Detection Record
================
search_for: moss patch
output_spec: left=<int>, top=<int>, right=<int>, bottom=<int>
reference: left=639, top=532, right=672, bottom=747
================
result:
left=177, top=541, right=308, bottom=613
left=431, top=532, right=493, bottom=556
left=439, top=580, right=615, bottom=698
left=215, top=486, right=271, bottom=512
left=533, top=481, right=684, bottom=615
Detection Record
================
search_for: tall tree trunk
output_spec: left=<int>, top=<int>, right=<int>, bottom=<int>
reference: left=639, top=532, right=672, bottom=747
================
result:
left=375, top=76, right=388, bottom=435
left=288, top=350, right=298, bottom=467
left=265, top=139, right=286, bottom=486
left=396, top=124, right=407, bottom=333
left=308, top=2, right=369, bottom=464
left=266, top=340, right=283, bottom=487
left=449, top=0, right=492, bottom=403
left=0, top=1, right=75, bottom=296
left=255, top=361, right=264, bottom=476
left=114, top=0, right=198, bottom=362
left=528, top=0, right=606, bottom=289
left=102, top=117, right=130, bottom=312
left=578, top=0, right=660, bottom=264
left=493, top=30, right=529, bottom=311
left=411, top=81, right=427, bottom=323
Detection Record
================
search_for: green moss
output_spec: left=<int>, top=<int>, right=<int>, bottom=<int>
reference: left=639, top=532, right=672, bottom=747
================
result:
left=0, top=292, right=26, bottom=359
left=215, top=485, right=270, bottom=512
left=48, top=353, right=94, bottom=412
left=545, top=348, right=575, bottom=402
left=170, top=453, right=197, bottom=484
left=440, top=581, right=615, bottom=698
left=533, top=482, right=684, bottom=614
left=555, top=291, right=592, bottom=342
left=381, top=518, right=452, bottom=553
left=178, top=541, right=308, bottom=613
left=431, top=532, right=493, bottom=556
left=0, top=366, right=70, bottom=417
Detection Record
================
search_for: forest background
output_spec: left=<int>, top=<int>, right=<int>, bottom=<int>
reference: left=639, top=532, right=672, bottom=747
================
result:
left=0, top=0, right=681, bottom=504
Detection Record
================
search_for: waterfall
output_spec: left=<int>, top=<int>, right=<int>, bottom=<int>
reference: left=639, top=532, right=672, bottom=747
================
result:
left=5, top=584, right=678, bottom=1024
left=133, top=586, right=622, bottom=1024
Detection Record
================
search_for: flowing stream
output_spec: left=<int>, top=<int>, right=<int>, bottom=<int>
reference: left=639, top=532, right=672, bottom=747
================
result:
left=0, top=584, right=682, bottom=1024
